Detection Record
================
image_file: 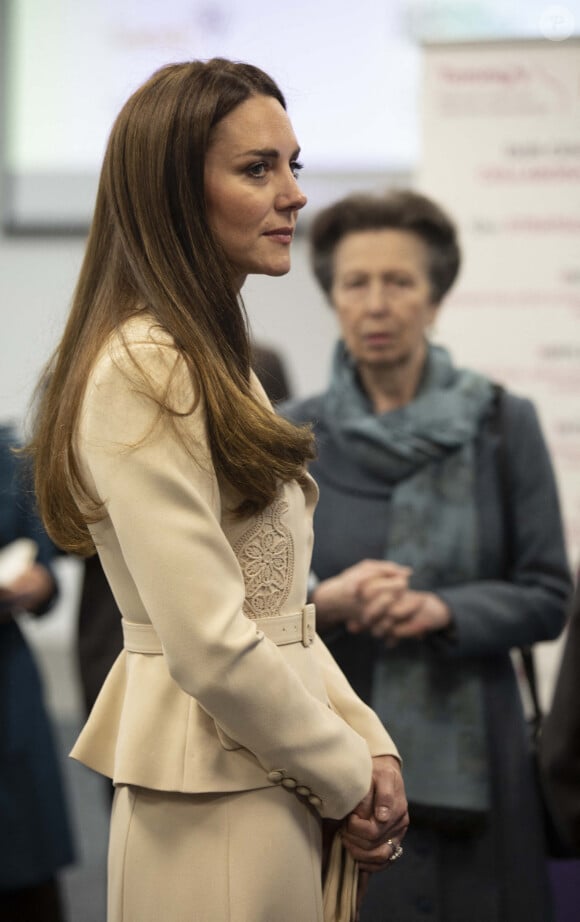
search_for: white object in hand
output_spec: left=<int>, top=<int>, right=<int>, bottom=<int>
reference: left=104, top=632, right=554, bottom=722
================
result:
left=0, top=538, right=38, bottom=588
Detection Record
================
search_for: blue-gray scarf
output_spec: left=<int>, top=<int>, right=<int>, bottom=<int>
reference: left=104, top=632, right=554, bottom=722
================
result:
left=322, top=341, right=495, bottom=813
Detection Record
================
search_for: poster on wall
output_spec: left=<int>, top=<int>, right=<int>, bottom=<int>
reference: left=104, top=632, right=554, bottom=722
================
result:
left=418, top=38, right=580, bottom=574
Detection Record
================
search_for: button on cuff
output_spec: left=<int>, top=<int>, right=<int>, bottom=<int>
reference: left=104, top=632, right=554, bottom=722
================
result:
left=281, top=777, right=298, bottom=789
left=267, top=770, right=284, bottom=784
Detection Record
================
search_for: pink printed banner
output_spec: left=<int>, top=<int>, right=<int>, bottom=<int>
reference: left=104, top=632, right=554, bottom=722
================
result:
left=418, top=39, right=580, bottom=571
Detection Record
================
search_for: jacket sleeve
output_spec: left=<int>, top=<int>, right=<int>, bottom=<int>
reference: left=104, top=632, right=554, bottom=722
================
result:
left=436, top=395, right=571, bottom=657
left=312, top=635, right=400, bottom=759
left=79, top=340, right=373, bottom=819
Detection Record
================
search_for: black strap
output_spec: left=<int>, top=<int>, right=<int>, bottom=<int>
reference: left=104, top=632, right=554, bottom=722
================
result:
left=491, top=384, right=543, bottom=732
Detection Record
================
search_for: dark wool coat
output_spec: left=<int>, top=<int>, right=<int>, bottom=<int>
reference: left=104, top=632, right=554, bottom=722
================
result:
left=283, top=386, right=572, bottom=922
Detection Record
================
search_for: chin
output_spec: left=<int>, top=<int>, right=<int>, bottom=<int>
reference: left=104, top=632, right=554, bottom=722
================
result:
left=258, top=260, right=292, bottom=277
left=232, top=260, right=291, bottom=282
left=360, top=351, right=404, bottom=370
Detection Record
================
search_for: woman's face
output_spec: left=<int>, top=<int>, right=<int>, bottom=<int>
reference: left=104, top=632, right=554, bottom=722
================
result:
left=330, top=229, right=439, bottom=373
left=204, top=94, right=307, bottom=288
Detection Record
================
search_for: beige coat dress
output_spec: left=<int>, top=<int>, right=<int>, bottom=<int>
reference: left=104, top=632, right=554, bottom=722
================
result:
left=70, top=316, right=398, bottom=921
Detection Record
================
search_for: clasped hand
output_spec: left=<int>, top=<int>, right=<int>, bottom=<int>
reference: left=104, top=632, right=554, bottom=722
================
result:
left=321, top=756, right=408, bottom=918
left=313, top=559, right=451, bottom=643
left=341, top=754, right=408, bottom=873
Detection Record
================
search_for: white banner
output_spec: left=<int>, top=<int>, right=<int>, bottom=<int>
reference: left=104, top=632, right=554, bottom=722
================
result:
left=419, top=38, right=580, bottom=573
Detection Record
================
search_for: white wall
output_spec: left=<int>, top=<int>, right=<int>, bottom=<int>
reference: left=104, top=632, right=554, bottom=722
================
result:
left=0, top=235, right=83, bottom=426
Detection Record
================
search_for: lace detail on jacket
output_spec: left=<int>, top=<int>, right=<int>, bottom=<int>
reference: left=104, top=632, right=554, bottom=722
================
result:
left=233, top=499, right=294, bottom=619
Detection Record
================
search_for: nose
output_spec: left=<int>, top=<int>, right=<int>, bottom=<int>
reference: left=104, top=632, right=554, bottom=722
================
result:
left=367, top=280, right=390, bottom=314
left=276, top=172, right=307, bottom=213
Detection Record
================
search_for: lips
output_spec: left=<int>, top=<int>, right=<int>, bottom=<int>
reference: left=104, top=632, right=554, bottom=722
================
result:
left=263, top=227, right=294, bottom=243
left=364, top=333, right=393, bottom=343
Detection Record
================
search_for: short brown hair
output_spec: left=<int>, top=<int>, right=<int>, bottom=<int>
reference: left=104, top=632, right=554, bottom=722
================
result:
left=310, top=189, right=461, bottom=304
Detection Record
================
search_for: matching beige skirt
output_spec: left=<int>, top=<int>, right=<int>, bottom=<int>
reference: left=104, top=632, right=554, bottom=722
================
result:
left=108, top=784, right=324, bottom=922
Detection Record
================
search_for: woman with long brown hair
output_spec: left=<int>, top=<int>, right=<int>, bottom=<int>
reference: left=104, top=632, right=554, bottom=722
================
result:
left=28, top=60, right=407, bottom=921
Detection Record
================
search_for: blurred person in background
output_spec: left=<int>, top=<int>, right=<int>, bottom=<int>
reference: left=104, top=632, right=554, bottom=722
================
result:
left=0, top=424, right=74, bottom=922
left=282, top=189, right=572, bottom=922
left=252, top=342, right=292, bottom=405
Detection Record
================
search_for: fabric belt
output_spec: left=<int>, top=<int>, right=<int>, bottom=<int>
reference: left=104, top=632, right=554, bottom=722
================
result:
left=122, top=604, right=316, bottom=655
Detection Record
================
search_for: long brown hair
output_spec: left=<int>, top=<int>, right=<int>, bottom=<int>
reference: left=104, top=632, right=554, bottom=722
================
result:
left=28, top=59, right=313, bottom=555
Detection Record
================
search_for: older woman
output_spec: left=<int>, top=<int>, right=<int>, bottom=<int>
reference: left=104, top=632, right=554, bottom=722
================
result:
left=282, top=190, right=572, bottom=922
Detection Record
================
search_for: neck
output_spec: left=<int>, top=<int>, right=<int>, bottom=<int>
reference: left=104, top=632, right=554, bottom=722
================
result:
left=357, top=342, right=429, bottom=414
left=234, top=272, right=247, bottom=294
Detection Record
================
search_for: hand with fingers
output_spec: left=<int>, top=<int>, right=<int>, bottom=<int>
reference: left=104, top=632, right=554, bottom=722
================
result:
left=345, top=563, right=413, bottom=638
left=381, top=590, right=452, bottom=644
left=0, top=563, right=56, bottom=622
left=341, top=754, right=409, bottom=874
left=312, top=559, right=411, bottom=633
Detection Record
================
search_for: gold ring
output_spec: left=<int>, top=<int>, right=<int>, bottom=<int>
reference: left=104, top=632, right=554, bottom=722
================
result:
left=387, top=839, right=403, bottom=862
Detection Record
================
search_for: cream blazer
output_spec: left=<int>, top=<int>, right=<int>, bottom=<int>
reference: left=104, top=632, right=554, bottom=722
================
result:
left=70, top=316, right=398, bottom=820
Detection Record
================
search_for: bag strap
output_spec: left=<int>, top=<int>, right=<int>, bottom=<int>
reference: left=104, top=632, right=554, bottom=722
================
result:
left=491, top=384, right=543, bottom=733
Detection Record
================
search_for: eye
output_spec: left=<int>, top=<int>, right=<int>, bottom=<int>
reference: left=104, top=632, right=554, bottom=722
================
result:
left=343, top=276, right=367, bottom=289
left=246, top=162, right=269, bottom=178
left=391, top=274, right=413, bottom=288
left=290, top=160, right=304, bottom=179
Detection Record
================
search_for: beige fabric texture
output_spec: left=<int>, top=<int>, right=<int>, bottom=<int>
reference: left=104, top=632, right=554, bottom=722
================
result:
left=109, top=784, right=324, bottom=922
